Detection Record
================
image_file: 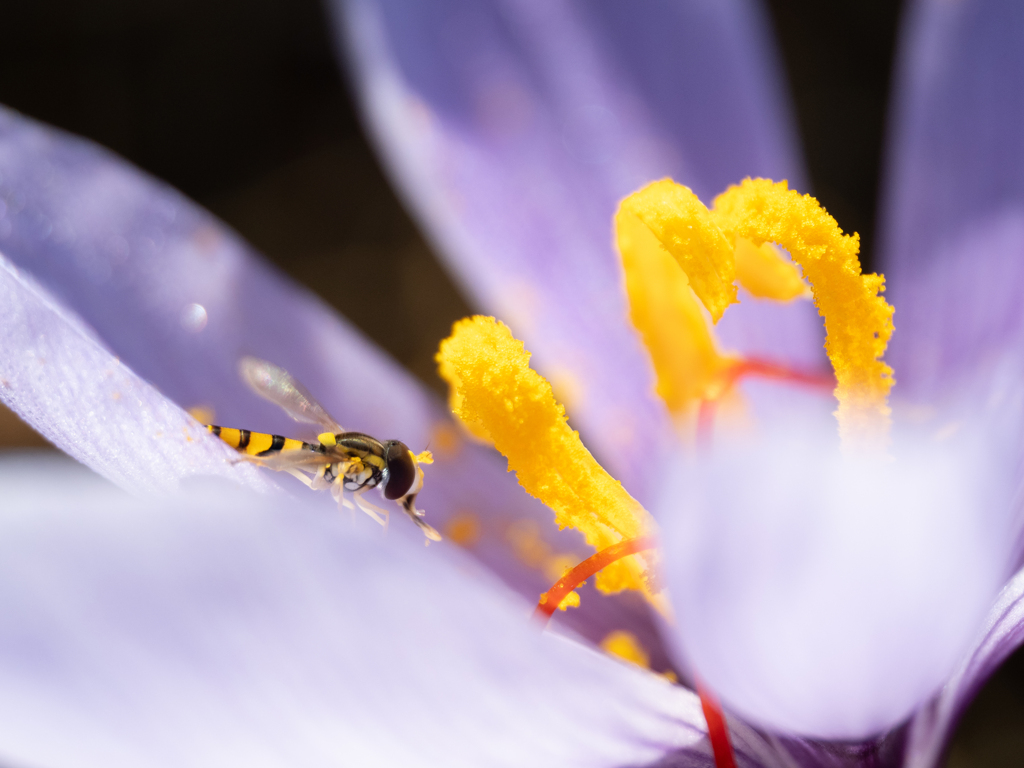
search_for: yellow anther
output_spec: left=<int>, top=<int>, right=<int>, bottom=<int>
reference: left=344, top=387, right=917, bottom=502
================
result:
left=600, top=630, right=651, bottom=668
left=711, top=178, right=894, bottom=443
left=734, top=238, right=811, bottom=302
left=618, top=179, right=738, bottom=322
left=415, top=450, right=434, bottom=465
left=437, top=316, right=653, bottom=597
left=616, top=202, right=738, bottom=419
left=318, top=432, right=337, bottom=447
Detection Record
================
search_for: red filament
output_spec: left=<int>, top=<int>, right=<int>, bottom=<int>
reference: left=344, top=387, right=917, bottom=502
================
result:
left=698, top=684, right=738, bottom=768
left=533, top=535, right=657, bottom=623
left=698, top=357, right=835, bottom=445
left=533, top=537, right=738, bottom=768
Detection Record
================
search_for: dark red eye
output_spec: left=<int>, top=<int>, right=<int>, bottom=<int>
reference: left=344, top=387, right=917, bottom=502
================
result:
left=383, top=441, right=416, bottom=500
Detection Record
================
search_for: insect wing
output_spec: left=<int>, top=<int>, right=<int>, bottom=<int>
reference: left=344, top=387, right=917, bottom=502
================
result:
left=241, top=448, right=330, bottom=472
left=239, top=357, right=344, bottom=432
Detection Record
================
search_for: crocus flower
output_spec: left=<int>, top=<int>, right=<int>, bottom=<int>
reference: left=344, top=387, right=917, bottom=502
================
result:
left=1, top=1, right=1023, bottom=768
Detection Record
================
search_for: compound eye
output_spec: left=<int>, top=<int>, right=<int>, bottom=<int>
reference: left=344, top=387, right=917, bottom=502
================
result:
left=383, top=441, right=416, bottom=500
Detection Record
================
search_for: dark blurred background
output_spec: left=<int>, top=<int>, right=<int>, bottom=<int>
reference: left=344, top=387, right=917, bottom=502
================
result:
left=0, top=0, right=1017, bottom=765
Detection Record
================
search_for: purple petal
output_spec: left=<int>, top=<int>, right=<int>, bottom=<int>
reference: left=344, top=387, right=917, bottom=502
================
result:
left=903, top=564, right=1024, bottom=768
left=880, top=0, right=1024, bottom=398
left=656, top=411, right=1015, bottom=740
left=0, top=256, right=273, bottom=494
left=0, top=108, right=671, bottom=664
left=773, top=729, right=908, bottom=768
left=332, top=0, right=813, bottom=502
left=0, top=453, right=800, bottom=768
left=0, top=105, right=427, bottom=440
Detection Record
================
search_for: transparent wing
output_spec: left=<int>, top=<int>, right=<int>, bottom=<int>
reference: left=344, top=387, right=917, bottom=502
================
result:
left=238, top=357, right=344, bottom=433
left=235, top=448, right=331, bottom=472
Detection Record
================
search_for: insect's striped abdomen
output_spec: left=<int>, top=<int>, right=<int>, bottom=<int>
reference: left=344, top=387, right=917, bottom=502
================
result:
left=207, top=425, right=310, bottom=456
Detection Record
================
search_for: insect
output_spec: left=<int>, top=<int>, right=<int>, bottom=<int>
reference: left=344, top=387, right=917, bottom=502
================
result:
left=207, top=357, right=441, bottom=542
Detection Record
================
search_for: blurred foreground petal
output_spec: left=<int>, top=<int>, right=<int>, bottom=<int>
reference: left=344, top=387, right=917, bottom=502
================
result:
left=0, top=453, right=727, bottom=768
left=333, top=0, right=816, bottom=500
left=658, top=414, right=1013, bottom=739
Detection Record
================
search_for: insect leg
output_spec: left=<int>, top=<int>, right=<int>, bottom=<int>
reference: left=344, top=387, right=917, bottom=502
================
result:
left=404, top=506, right=442, bottom=542
left=353, top=489, right=390, bottom=531
left=310, top=464, right=334, bottom=492
left=283, top=468, right=315, bottom=488
left=331, top=485, right=357, bottom=525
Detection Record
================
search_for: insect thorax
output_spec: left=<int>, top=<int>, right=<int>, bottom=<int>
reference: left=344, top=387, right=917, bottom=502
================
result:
left=324, top=432, right=387, bottom=492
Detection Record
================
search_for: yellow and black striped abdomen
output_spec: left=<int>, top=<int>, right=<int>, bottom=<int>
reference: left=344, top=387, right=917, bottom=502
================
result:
left=207, top=425, right=311, bottom=456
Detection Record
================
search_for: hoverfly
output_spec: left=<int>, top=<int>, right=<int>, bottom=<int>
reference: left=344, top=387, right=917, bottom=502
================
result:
left=207, top=357, right=441, bottom=542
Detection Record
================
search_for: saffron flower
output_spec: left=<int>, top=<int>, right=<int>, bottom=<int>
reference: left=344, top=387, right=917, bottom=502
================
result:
left=0, top=2, right=1022, bottom=768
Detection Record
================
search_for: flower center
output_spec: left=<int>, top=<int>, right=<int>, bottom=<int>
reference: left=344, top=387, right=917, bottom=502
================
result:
left=435, top=177, right=892, bottom=768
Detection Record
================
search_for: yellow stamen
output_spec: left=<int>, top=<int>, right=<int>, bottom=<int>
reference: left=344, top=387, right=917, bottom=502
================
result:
left=615, top=204, right=738, bottom=418
left=618, top=179, right=737, bottom=322
left=734, top=238, right=811, bottom=302
left=618, top=177, right=893, bottom=444
left=437, top=316, right=653, bottom=597
left=711, top=178, right=894, bottom=443
left=600, top=630, right=650, bottom=668
left=415, top=450, right=434, bottom=465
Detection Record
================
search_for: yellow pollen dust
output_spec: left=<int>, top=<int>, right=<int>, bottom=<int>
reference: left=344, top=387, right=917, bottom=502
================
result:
left=437, top=316, right=654, bottom=598
left=187, top=405, right=216, bottom=425
left=539, top=589, right=581, bottom=611
left=445, top=510, right=481, bottom=548
left=600, top=630, right=650, bottom=668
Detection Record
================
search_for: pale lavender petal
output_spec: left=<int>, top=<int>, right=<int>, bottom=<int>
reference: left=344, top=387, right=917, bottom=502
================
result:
left=880, top=0, right=1024, bottom=398
left=656, top=410, right=1015, bottom=740
left=333, top=0, right=813, bottom=502
left=903, top=565, right=1024, bottom=768
left=0, top=255, right=272, bottom=494
left=0, top=108, right=669, bottom=662
left=0, top=453, right=791, bottom=768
